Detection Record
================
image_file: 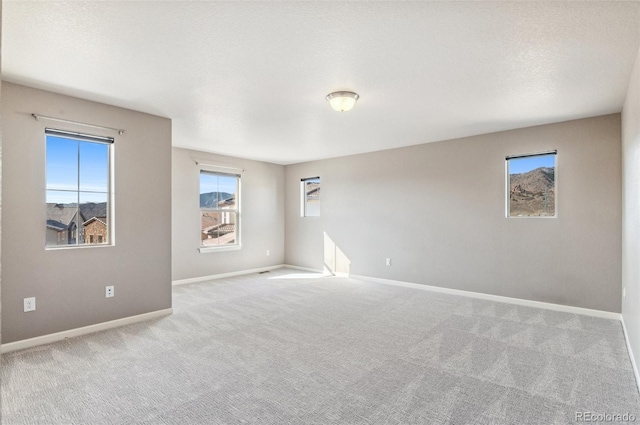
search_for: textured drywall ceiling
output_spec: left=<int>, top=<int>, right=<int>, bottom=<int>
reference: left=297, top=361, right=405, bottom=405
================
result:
left=3, top=1, right=640, bottom=164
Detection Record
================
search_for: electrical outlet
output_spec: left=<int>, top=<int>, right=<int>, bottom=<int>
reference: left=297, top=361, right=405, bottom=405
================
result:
left=24, top=297, right=36, bottom=312
left=266, top=249, right=270, bottom=256
left=386, top=258, right=391, bottom=266
left=106, top=286, right=114, bottom=298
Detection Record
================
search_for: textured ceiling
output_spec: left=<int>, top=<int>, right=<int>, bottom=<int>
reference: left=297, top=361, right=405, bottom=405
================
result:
left=3, top=1, right=640, bottom=164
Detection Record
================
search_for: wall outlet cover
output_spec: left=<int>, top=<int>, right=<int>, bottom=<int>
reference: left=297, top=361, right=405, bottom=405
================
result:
left=24, top=297, right=36, bottom=312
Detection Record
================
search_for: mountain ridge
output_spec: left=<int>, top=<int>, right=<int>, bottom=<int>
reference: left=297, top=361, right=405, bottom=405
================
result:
left=510, top=166, right=555, bottom=194
left=200, top=192, right=234, bottom=208
left=509, top=166, right=555, bottom=216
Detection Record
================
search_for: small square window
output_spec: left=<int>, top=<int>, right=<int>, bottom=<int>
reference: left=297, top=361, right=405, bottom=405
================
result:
left=301, top=177, right=320, bottom=217
left=506, top=151, right=556, bottom=217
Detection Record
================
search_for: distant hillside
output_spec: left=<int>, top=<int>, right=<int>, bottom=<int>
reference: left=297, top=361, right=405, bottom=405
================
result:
left=200, top=192, right=234, bottom=208
left=509, top=167, right=555, bottom=216
left=510, top=167, right=554, bottom=194
left=79, top=202, right=107, bottom=219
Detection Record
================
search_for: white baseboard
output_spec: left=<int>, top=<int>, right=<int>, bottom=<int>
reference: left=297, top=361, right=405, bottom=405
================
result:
left=1, top=308, right=174, bottom=354
left=621, top=317, right=640, bottom=393
left=172, top=264, right=286, bottom=286
left=282, top=264, right=347, bottom=277
left=350, top=274, right=621, bottom=320
left=283, top=264, right=327, bottom=274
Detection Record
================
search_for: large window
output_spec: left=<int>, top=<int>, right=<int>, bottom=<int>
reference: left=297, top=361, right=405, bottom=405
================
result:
left=200, top=170, right=240, bottom=250
left=506, top=151, right=556, bottom=217
left=45, top=129, right=112, bottom=248
left=301, top=177, right=320, bottom=217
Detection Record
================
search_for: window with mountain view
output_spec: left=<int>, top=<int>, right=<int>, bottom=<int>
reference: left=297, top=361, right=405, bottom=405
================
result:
left=507, top=151, right=556, bottom=217
left=200, top=170, right=240, bottom=249
left=45, top=129, right=112, bottom=248
left=301, top=177, right=320, bottom=217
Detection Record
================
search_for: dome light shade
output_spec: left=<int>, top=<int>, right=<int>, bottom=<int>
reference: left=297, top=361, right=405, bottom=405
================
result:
left=326, top=91, right=359, bottom=112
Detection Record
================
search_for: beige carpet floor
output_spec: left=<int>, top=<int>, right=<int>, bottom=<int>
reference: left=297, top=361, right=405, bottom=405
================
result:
left=2, top=268, right=638, bottom=424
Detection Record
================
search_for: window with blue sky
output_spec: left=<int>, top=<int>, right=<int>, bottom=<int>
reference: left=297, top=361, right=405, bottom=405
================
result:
left=200, top=170, right=239, bottom=248
left=45, top=130, right=111, bottom=247
left=507, top=151, right=556, bottom=217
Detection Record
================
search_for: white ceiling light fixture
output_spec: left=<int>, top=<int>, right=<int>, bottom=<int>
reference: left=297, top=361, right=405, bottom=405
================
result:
left=326, top=91, right=359, bottom=112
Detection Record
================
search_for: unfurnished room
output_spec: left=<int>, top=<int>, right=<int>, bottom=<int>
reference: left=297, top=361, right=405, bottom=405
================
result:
left=1, top=1, right=640, bottom=424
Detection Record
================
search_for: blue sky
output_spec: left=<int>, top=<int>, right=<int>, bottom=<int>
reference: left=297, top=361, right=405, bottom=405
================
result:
left=200, top=172, right=237, bottom=196
left=46, top=135, right=109, bottom=204
left=509, top=154, right=555, bottom=175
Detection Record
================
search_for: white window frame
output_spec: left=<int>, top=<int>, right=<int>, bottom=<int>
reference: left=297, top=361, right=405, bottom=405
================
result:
left=505, top=150, right=557, bottom=218
left=301, top=176, right=321, bottom=217
left=198, top=164, right=242, bottom=253
left=45, top=128, right=114, bottom=249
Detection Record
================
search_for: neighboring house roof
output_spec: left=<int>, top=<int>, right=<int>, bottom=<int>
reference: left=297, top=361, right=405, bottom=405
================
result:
left=46, top=204, right=78, bottom=231
left=46, top=202, right=108, bottom=232
left=201, top=225, right=236, bottom=246
left=82, top=217, right=107, bottom=226
left=46, top=220, right=67, bottom=231
left=306, top=183, right=320, bottom=199
left=202, top=223, right=235, bottom=234
left=216, top=224, right=235, bottom=234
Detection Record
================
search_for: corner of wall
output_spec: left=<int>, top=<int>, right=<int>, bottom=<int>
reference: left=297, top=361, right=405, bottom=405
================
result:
left=621, top=39, right=640, bottom=396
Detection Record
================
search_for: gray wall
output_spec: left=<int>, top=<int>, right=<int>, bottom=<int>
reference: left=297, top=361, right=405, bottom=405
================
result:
left=285, top=115, right=622, bottom=312
left=622, top=43, right=640, bottom=371
left=1, top=0, right=3, bottom=372
left=1, top=83, right=172, bottom=343
left=172, top=147, right=285, bottom=281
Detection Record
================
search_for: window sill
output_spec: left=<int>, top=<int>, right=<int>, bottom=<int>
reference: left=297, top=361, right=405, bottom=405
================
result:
left=199, top=244, right=242, bottom=254
left=46, top=244, right=114, bottom=251
left=507, top=216, right=557, bottom=219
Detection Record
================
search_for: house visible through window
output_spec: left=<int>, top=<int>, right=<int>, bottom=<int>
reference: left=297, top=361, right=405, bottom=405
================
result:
left=45, top=129, right=112, bottom=247
left=301, top=177, right=320, bottom=217
left=507, top=151, right=556, bottom=217
left=200, top=170, right=240, bottom=248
